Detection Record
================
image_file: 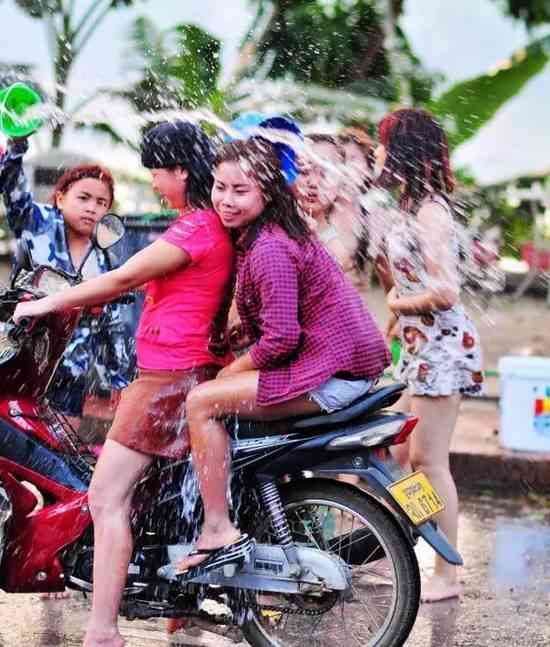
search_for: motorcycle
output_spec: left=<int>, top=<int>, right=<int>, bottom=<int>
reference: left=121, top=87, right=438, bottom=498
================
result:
left=0, top=214, right=462, bottom=647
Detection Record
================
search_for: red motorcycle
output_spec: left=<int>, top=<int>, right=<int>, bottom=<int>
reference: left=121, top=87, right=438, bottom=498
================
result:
left=0, top=215, right=462, bottom=647
left=0, top=213, right=127, bottom=595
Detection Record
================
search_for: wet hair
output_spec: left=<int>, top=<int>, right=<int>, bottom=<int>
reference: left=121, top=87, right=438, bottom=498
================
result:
left=339, top=126, right=374, bottom=171
left=305, top=133, right=345, bottom=162
left=141, top=120, right=215, bottom=209
left=52, top=165, right=115, bottom=209
left=213, top=138, right=311, bottom=246
left=378, top=108, right=454, bottom=208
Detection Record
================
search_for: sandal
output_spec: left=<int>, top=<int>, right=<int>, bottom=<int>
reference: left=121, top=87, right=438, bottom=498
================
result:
left=161, top=534, right=254, bottom=583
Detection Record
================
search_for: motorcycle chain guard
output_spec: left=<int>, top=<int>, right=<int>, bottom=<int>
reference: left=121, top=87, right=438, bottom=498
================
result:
left=160, top=543, right=351, bottom=594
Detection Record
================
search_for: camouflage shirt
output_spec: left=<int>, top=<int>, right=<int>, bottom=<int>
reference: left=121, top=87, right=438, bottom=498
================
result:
left=0, top=140, right=134, bottom=392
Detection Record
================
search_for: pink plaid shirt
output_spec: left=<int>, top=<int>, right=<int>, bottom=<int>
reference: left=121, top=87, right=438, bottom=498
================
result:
left=236, top=225, right=390, bottom=406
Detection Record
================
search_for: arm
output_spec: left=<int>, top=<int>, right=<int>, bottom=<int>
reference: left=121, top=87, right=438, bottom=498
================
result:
left=221, top=241, right=302, bottom=376
left=0, top=138, right=36, bottom=237
left=326, top=235, right=354, bottom=272
left=387, top=203, right=459, bottom=316
left=13, top=238, right=191, bottom=321
left=370, top=210, right=394, bottom=292
left=375, top=252, right=395, bottom=293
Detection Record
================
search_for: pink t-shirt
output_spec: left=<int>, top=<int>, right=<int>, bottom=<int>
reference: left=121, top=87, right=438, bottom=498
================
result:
left=136, top=208, right=235, bottom=370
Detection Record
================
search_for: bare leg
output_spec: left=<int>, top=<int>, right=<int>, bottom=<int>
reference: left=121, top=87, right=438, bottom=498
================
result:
left=408, top=394, right=462, bottom=603
left=179, top=371, right=320, bottom=571
left=83, top=440, right=152, bottom=647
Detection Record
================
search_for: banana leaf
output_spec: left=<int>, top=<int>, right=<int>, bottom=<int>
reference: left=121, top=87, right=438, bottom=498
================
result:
left=428, top=35, right=550, bottom=149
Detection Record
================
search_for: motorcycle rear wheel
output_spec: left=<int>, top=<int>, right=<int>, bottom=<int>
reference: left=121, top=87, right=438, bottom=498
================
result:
left=241, top=480, right=420, bottom=647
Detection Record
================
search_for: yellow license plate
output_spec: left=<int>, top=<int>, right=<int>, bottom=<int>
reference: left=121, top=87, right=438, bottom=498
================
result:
left=388, top=471, right=445, bottom=525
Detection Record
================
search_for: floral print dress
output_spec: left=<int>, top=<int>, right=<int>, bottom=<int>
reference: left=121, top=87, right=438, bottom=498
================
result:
left=386, top=195, right=483, bottom=397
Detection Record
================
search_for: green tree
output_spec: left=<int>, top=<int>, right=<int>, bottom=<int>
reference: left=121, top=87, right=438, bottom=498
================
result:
left=493, top=0, right=550, bottom=27
left=86, top=0, right=550, bottom=175
left=83, top=16, right=225, bottom=147
left=245, top=0, right=550, bottom=157
left=245, top=0, right=435, bottom=105
left=6, top=0, right=144, bottom=147
left=123, top=16, right=222, bottom=113
left=429, top=34, right=550, bottom=149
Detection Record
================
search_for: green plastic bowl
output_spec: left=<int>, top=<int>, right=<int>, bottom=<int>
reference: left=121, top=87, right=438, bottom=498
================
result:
left=391, top=337, right=402, bottom=367
left=0, top=82, right=44, bottom=138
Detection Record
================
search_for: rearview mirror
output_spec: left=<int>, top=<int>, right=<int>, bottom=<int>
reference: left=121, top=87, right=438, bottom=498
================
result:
left=10, top=238, right=34, bottom=288
left=93, top=213, right=125, bottom=251
left=14, top=238, right=33, bottom=273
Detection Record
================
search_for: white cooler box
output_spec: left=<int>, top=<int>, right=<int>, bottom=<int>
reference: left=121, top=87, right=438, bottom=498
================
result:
left=499, top=356, right=550, bottom=452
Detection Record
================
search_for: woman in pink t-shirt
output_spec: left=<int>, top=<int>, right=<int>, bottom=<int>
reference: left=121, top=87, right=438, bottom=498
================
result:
left=14, top=121, right=235, bottom=647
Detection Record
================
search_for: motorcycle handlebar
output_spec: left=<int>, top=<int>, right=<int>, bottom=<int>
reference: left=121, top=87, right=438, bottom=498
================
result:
left=16, top=316, right=32, bottom=329
left=6, top=318, right=32, bottom=342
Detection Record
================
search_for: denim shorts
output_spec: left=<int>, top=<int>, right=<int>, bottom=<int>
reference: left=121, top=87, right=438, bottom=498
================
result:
left=309, top=377, right=373, bottom=413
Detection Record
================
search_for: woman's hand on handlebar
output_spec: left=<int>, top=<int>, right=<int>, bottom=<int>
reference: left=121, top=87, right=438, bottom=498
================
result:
left=13, top=296, right=57, bottom=324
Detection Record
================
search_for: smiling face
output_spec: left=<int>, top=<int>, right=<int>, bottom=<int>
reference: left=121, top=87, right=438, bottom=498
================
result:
left=293, top=141, right=342, bottom=220
left=211, top=160, right=266, bottom=230
left=56, top=178, right=112, bottom=238
left=149, top=167, right=189, bottom=210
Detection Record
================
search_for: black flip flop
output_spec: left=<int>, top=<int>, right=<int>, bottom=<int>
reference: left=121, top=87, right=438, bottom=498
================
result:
left=175, top=534, right=254, bottom=582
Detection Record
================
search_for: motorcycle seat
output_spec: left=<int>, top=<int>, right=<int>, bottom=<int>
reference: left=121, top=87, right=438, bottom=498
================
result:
left=291, top=382, right=406, bottom=429
left=229, top=383, right=406, bottom=439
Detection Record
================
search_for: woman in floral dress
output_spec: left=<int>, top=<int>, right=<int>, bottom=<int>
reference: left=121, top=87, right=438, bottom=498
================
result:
left=375, top=108, right=483, bottom=603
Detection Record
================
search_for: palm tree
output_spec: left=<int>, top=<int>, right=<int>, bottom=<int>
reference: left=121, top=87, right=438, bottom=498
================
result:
left=76, top=16, right=227, bottom=148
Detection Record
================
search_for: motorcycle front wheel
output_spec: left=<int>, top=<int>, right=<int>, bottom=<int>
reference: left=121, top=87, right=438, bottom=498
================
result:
left=241, top=480, right=420, bottom=647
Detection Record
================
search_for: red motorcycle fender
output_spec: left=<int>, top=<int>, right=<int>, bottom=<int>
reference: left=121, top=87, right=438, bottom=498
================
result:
left=0, top=465, right=91, bottom=593
left=0, top=398, right=64, bottom=452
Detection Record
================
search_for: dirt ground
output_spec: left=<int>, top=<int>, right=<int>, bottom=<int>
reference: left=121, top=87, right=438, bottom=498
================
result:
left=2, top=260, right=548, bottom=372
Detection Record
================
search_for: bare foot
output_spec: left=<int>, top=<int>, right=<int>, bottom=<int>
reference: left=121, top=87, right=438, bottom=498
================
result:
left=421, top=575, right=463, bottom=603
left=40, top=591, right=70, bottom=600
left=176, top=526, right=241, bottom=572
left=83, top=628, right=125, bottom=647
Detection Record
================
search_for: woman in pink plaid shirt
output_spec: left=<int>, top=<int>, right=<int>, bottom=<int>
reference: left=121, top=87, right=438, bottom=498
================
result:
left=175, top=138, right=390, bottom=576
